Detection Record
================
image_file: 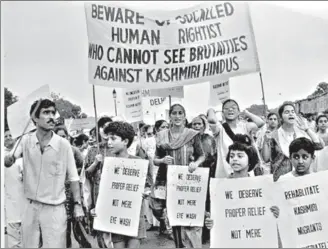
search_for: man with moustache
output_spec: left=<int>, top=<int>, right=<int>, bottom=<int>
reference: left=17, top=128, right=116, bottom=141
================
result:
left=4, top=99, right=84, bottom=248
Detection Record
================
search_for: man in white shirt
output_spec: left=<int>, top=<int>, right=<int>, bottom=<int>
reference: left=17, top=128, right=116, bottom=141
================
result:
left=4, top=99, right=84, bottom=248
left=4, top=129, right=25, bottom=248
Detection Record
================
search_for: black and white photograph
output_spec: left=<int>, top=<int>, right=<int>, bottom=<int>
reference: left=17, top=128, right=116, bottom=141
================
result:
left=1, top=1, right=328, bottom=248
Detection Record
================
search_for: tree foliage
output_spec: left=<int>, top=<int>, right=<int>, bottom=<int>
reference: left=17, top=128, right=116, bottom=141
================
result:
left=4, top=88, right=18, bottom=130
left=307, top=82, right=328, bottom=99
left=51, top=92, right=86, bottom=119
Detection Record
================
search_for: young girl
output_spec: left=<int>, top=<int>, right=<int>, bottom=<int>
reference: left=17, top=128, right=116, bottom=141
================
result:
left=204, top=134, right=280, bottom=244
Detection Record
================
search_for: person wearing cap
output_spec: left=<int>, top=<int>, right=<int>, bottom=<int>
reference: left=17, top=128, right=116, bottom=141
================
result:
left=4, top=99, right=84, bottom=248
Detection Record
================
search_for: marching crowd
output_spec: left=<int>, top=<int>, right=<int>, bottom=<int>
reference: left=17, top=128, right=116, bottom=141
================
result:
left=4, top=97, right=328, bottom=248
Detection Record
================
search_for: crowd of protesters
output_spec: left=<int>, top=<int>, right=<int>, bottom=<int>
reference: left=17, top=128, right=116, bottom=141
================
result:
left=4, top=97, right=327, bottom=248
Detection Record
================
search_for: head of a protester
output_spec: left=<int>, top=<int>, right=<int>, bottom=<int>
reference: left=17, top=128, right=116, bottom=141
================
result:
left=226, top=134, right=259, bottom=172
left=169, top=104, right=186, bottom=128
left=191, top=116, right=206, bottom=134
left=104, top=121, right=135, bottom=155
left=267, top=112, right=279, bottom=130
left=54, top=125, right=69, bottom=141
left=138, top=122, right=146, bottom=138
left=143, top=125, right=154, bottom=138
left=4, top=128, right=15, bottom=150
left=316, top=114, right=328, bottom=132
left=222, top=99, right=240, bottom=121
left=154, top=119, right=169, bottom=133
left=97, top=116, right=112, bottom=143
left=278, top=101, right=297, bottom=125
left=30, top=99, right=57, bottom=130
left=74, top=133, right=89, bottom=150
left=289, top=137, right=315, bottom=175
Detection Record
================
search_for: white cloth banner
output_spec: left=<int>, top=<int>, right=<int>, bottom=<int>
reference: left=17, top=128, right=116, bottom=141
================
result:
left=274, top=171, right=328, bottom=248
left=210, top=176, right=278, bottom=248
left=209, top=79, right=230, bottom=106
left=7, top=85, right=50, bottom=139
left=84, top=1, right=260, bottom=89
left=167, top=166, right=209, bottom=226
left=122, top=89, right=143, bottom=123
left=94, top=157, right=149, bottom=237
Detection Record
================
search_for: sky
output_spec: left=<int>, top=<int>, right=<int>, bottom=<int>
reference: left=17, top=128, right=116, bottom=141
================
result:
left=2, top=1, right=328, bottom=120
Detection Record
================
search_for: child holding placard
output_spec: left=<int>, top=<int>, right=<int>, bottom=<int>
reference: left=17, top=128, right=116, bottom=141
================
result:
left=91, top=121, right=152, bottom=248
left=204, top=135, right=279, bottom=240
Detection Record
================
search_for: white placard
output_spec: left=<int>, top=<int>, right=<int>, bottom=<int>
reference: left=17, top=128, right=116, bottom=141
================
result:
left=167, top=166, right=209, bottom=226
left=122, top=89, right=143, bottom=123
left=94, top=157, right=149, bottom=237
left=274, top=171, right=328, bottom=248
left=7, top=85, right=50, bottom=138
left=209, top=79, right=230, bottom=106
left=210, top=176, right=278, bottom=248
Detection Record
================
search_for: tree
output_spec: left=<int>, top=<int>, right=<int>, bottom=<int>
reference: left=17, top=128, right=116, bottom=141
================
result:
left=4, top=88, right=18, bottom=130
left=308, top=82, right=328, bottom=98
left=51, top=92, right=85, bottom=119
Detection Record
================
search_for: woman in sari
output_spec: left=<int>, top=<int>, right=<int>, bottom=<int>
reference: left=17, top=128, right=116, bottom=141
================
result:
left=262, top=102, right=324, bottom=181
left=190, top=115, right=217, bottom=244
left=152, top=104, right=205, bottom=248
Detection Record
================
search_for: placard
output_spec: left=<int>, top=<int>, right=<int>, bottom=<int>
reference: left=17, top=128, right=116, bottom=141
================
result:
left=94, top=157, right=149, bottom=237
left=85, top=1, right=260, bottom=89
left=167, top=166, right=209, bottom=226
left=210, top=176, right=278, bottom=248
left=209, top=79, right=230, bottom=106
left=7, top=85, right=50, bottom=138
left=274, top=171, right=328, bottom=248
left=69, top=117, right=96, bottom=131
left=122, top=89, right=143, bottom=123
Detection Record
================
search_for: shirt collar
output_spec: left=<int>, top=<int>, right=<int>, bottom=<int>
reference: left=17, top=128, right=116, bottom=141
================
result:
left=32, top=131, right=61, bottom=152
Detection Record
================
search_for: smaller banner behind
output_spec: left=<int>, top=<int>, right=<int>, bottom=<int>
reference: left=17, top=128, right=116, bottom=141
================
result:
left=7, top=85, right=51, bottom=139
left=209, top=79, right=230, bottom=106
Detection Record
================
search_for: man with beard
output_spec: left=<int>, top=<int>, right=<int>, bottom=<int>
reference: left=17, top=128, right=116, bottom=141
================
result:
left=207, top=99, right=265, bottom=178
left=4, top=99, right=84, bottom=248
left=4, top=128, right=25, bottom=248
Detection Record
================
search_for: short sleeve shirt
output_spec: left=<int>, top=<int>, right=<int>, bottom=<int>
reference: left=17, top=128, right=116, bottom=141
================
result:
left=14, top=131, right=79, bottom=205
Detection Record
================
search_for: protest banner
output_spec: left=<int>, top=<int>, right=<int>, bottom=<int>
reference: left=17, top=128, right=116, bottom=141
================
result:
left=166, top=166, right=209, bottom=226
left=84, top=1, right=260, bottom=89
left=94, top=157, right=149, bottom=237
left=149, top=86, right=184, bottom=98
left=69, top=117, right=96, bottom=131
left=122, top=88, right=143, bottom=123
left=209, top=79, right=230, bottom=106
left=274, top=171, right=328, bottom=248
left=210, top=176, right=278, bottom=248
left=7, top=85, right=51, bottom=139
